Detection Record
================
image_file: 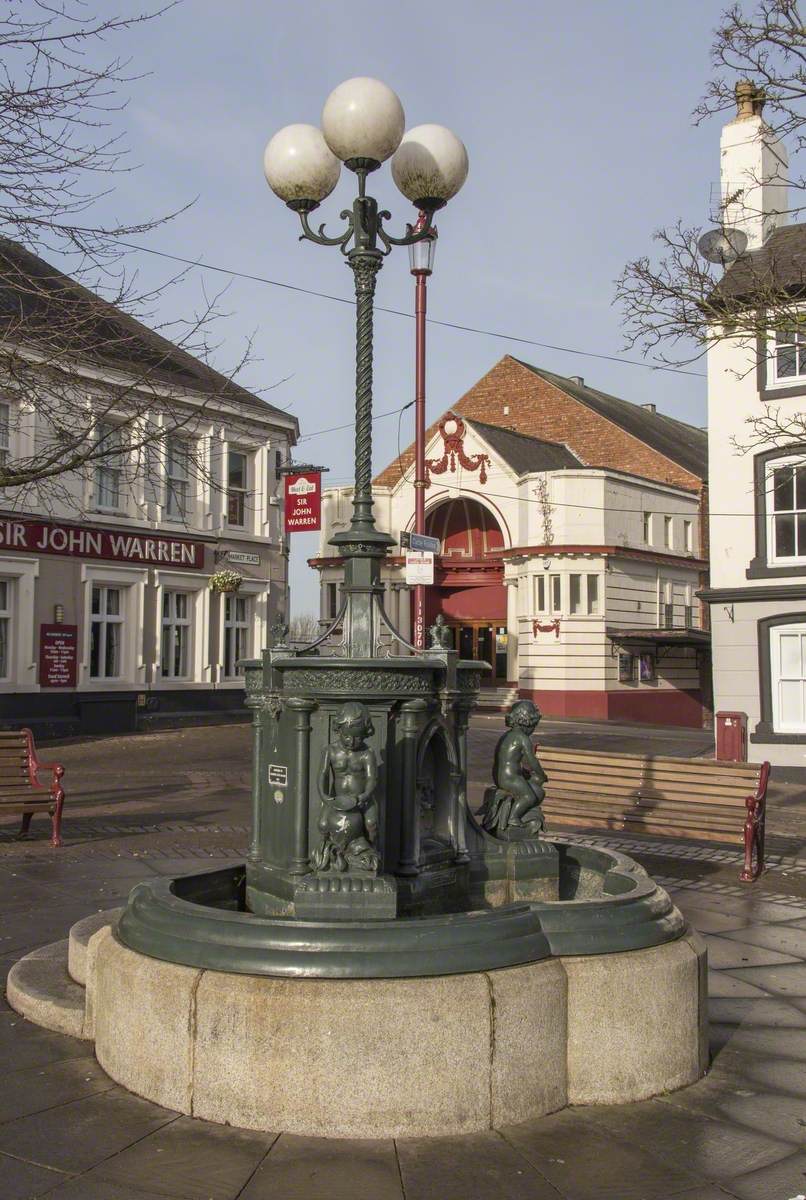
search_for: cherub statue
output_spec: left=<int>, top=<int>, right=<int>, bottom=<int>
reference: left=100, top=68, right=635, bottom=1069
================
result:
left=312, top=701, right=380, bottom=873
left=428, top=613, right=453, bottom=651
left=479, top=699, right=547, bottom=838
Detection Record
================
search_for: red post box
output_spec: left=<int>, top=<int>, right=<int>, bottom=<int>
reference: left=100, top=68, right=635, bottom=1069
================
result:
left=716, top=711, right=748, bottom=762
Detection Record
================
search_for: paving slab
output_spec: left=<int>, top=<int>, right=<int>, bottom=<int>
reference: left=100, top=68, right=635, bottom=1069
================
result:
left=91, top=1115, right=275, bottom=1200
left=238, top=1135, right=403, bottom=1200
left=501, top=1108, right=702, bottom=1199
left=718, top=922, right=806, bottom=959
left=396, top=1129, right=561, bottom=1200
left=0, top=1151, right=67, bottom=1200
left=0, top=1055, right=114, bottom=1125
left=0, top=1011, right=89, bottom=1073
left=726, top=1148, right=806, bottom=1199
left=580, top=1096, right=798, bottom=1182
left=0, top=1088, right=177, bottom=1174
left=699, top=934, right=801, bottom=970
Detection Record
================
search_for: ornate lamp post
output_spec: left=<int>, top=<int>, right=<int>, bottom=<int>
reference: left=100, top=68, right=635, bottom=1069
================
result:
left=409, top=213, right=437, bottom=650
left=263, top=79, right=468, bottom=658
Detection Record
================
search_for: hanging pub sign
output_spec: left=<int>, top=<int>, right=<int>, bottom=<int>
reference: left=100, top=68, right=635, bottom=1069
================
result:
left=39, top=624, right=78, bottom=688
left=284, top=472, right=322, bottom=533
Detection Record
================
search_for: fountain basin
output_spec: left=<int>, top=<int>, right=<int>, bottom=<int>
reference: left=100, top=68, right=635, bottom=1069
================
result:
left=49, top=839, right=707, bottom=1137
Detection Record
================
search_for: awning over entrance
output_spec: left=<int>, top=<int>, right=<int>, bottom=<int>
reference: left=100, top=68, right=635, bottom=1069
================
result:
left=606, top=627, right=711, bottom=648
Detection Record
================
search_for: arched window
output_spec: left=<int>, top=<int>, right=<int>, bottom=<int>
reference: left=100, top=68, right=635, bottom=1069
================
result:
left=749, top=444, right=806, bottom=578
left=754, top=613, right=806, bottom=743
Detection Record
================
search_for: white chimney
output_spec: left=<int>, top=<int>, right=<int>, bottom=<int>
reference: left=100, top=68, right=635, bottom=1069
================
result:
left=720, top=80, right=788, bottom=250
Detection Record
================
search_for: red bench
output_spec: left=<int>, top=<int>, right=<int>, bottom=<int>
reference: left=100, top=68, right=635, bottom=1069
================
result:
left=537, top=746, right=770, bottom=882
left=0, top=729, right=65, bottom=847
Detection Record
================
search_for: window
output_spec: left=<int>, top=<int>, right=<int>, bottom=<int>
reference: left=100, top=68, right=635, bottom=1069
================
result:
left=165, top=439, right=190, bottom=521
left=224, top=594, right=250, bottom=677
left=95, top=422, right=123, bottom=510
left=771, top=623, right=806, bottom=732
left=90, top=585, right=123, bottom=679
left=160, top=591, right=191, bottom=679
left=326, top=582, right=339, bottom=619
left=550, top=574, right=561, bottom=613
left=570, top=573, right=600, bottom=615
left=570, top=574, right=581, bottom=614
left=772, top=326, right=806, bottom=383
left=227, top=450, right=248, bottom=527
left=0, top=580, right=10, bottom=678
left=684, top=585, right=693, bottom=629
left=683, top=520, right=693, bottom=553
left=535, top=574, right=546, bottom=613
left=664, top=516, right=673, bottom=549
left=660, top=580, right=674, bottom=629
left=643, top=512, right=652, bottom=544
left=0, top=403, right=9, bottom=468
left=639, top=652, right=656, bottom=682
left=618, top=652, right=636, bottom=683
left=770, top=460, right=806, bottom=560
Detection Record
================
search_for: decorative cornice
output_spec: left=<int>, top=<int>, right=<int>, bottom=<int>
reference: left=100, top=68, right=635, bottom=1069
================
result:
left=488, top=544, right=707, bottom=569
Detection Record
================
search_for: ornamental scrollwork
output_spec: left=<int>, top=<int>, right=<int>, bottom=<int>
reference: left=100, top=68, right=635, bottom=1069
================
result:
left=285, top=668, right=432, bottom=693
left=426, top=413, right=490, bottom=487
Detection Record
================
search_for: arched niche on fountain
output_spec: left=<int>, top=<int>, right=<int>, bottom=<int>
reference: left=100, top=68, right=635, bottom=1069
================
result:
left=416, top=716, right=462, bottom=868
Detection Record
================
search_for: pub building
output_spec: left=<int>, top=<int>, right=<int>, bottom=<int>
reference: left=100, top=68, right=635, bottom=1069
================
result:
left=314, top=356, right=712, bottom=728
left=0, top=242, right=298, bottom=737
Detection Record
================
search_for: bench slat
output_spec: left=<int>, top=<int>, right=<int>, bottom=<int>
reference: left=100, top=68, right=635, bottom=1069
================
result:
left=545, top=809, right=742, bottom=843
left=542, top=777, right=754, bottom=806
left=536, top=745, right=761, bottom=771
left=540, top=769, right=755, bottom=799
left=537, top=752, right=761, bottom=783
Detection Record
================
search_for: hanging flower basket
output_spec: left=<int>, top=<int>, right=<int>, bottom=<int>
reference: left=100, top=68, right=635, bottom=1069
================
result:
left=209, top=569, right=243, bottom=594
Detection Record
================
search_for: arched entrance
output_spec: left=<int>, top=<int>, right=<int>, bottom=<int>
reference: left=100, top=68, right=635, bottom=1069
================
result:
left=423, top=498, right=508, bottom=684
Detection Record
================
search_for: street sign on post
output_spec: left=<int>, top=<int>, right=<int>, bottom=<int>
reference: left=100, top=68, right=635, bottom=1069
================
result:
left=405, top=551, right=434, bottom=585
left=401, top=531, right=440, bottom=554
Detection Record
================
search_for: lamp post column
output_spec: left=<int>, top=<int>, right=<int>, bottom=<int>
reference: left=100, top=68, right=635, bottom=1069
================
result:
left=413, top=268, right=427, bottom=649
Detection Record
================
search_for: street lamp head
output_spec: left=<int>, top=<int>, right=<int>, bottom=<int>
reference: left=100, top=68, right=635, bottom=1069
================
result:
left=391, top=124, right=468, bottom=212
left=321, top=77, right=405, bottom=171
left=408, top=212, right=437, bottom=275
left=263, top=123, right=341, bottom=210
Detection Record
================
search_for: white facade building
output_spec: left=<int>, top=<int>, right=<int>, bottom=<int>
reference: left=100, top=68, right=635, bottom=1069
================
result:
left=702, top=85, right=806, bottom=765
left=314, top=372, right=709, bottom=727
left=0, top=242, right=298, bottom=737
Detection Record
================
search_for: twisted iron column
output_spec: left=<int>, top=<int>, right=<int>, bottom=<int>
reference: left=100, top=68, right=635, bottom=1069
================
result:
left=349, top=249, right=383, bottom=539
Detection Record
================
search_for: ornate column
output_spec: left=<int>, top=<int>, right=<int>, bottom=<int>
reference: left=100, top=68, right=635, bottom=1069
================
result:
left=397, top=697, right=429, bottom=876
left=505, top=575, right=520, bottom=685
left=286, top=696, right=318, bottom=875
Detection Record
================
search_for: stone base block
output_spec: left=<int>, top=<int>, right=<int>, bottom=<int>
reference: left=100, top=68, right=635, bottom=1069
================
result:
left=92, top=930, right=567, bottom=1138
left=564, top=931, right=708, bottom=1105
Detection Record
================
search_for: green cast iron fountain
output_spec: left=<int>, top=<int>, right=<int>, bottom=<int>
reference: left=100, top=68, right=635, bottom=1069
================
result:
left=116, top=77, right=686, bottom=980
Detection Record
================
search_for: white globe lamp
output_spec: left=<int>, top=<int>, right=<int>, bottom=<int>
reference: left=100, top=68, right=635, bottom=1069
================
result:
left=391, top=124, right=469, bottom=211
left=263, top=124, right=341, bottom=210
left=321, top=77, right=405, bottom=170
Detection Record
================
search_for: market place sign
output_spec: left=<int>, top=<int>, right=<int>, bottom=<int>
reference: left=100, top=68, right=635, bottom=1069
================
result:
left=0, top=518, right=205, bottom=568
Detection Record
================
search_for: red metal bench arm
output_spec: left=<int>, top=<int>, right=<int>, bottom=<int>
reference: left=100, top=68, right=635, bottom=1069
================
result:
left=740, top=760, right=770, bottom=883
left=22, top=727, right=64, bottom=797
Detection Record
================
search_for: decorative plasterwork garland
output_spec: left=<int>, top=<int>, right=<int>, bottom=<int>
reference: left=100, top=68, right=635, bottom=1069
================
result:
left=425, top=414, right=489, bottom=486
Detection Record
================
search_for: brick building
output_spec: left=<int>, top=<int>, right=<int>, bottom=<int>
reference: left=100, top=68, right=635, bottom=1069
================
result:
left=314, top=356, right=711, bottom=727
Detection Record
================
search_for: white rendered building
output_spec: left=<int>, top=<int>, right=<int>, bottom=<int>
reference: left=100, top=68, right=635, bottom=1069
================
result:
left=703, top=85, right=806, bottom=765
left=313, top=361, right=709, bottom=727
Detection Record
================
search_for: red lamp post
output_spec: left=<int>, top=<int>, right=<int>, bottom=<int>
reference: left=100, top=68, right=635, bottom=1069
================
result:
left=408, top=213, right=437, bottom=650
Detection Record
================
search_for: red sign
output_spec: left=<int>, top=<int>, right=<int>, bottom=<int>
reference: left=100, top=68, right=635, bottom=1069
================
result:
left=0, top=517, right=205, bottom=568
left=284, top=472, right=321, bottom=532
left=39, top=624, right=78, bottom=688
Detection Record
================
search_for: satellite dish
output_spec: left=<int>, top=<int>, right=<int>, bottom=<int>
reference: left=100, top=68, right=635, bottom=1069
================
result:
left=698, top=227, right=748, bottom=265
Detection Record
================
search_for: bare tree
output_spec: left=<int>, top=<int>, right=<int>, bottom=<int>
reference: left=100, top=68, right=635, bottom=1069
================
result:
left=288, top=613, right=321, bottom=645
left=616, top=1, right=806, bottom=371
left=0, top=2, right=287, bottom=513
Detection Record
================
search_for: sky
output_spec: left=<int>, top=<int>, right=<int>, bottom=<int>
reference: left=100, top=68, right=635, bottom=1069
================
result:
left=76, top=0, right=732, bottom=613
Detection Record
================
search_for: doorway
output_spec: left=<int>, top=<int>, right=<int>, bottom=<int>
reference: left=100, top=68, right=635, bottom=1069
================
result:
left=449, top=621, right=508, bottom=684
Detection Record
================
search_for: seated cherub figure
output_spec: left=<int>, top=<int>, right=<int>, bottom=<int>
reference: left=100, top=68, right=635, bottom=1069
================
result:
left=479, top=699, right=547, bottom=838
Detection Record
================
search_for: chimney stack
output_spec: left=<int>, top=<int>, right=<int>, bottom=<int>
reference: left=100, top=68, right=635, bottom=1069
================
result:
left=720, top=79, right=788, bottom=250
left=641, top=403, right=656, bottom=414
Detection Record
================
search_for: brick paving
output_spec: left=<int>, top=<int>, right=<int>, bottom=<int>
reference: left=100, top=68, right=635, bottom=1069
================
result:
left=1, top=718, right=806, bottom=1198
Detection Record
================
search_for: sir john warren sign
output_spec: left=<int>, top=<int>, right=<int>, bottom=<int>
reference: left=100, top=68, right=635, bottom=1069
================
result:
left=0, top=518, right=205, bottom=568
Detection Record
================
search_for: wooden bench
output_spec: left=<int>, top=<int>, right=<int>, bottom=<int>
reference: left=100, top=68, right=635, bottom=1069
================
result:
left=0, top=729, right=65, bottom=847
left=537, top=746, right=770, bottom=882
